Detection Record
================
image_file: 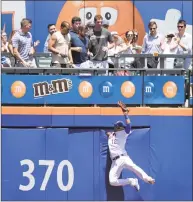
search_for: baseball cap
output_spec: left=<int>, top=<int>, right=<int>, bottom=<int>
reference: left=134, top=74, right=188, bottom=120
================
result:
left=86, top=21, right=95, bottom=27
left=166, top=31, right=175, bottom=38
left=114, top=121, right=126, bottom=129
left=102, top=20, right=109, bottom=26
left=111, top=31, right=119, bottom=36
left=1, top=56, right=7, bottom=63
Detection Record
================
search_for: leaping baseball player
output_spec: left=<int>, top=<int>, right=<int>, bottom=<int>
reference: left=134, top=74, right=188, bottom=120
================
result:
left=106, top=101, right=155, bottom=191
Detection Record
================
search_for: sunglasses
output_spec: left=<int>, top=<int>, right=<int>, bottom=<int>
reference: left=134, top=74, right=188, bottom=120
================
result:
left=178, top=26, right=184, bottom=28
left=150, top=28, right=156, bottom=30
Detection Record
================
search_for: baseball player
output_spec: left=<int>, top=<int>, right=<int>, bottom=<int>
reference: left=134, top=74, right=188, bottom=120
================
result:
left=106, top=101, right=155, bottom=191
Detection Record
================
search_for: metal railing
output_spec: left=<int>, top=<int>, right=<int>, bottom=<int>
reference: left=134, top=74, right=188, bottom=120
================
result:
left=1, top=52, right=192, bottom=70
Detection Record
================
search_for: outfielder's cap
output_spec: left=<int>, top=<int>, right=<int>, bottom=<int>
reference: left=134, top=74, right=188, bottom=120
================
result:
left=114, top=121, right=126, bottom=128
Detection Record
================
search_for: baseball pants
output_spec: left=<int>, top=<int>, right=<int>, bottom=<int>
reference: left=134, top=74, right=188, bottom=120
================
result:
left=109, top=155, right=150, bottom=186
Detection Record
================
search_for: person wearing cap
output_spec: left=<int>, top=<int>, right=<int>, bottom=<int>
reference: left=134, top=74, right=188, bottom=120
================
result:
left=102, top=20, right=109, bottom=29
left=85, top=21, right=95, bottom=39
left=108, top=31, right=125, bottom=74
left=105, top=101, right=155, bottom=190
left=161, top=31, right=177, bottom=69
left=1, top=31, right=12, bottom=67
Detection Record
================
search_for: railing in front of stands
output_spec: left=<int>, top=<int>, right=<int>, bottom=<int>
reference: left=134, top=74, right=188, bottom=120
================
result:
left=1, top=52, right=193, bottom=71
left=1, top=53, right=192, bottom=107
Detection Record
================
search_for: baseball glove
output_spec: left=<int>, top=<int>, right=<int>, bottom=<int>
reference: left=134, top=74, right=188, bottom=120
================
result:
left=117, top=101, right=129, bottom=113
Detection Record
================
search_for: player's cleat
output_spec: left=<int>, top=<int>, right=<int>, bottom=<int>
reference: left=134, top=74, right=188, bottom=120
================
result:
left=147, top=177, right=155, bottom=184
left=129, top=178, right=140, bottom=191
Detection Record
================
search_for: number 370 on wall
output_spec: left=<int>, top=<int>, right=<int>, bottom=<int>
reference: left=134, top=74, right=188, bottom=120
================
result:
left=19, top=159, right=74, bottom=191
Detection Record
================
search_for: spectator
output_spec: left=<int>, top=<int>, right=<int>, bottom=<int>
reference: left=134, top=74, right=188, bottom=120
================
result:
left=72, top=25, right=92, bottom=75
left=88, top=14, right=114, bottom=75
left=161, top=32, right=177, bottom=69
left=1, top=31, right=9, bottom=52
left=70, top=17, right=84, bottom=61
left=8, top=30, right=17, bottom=55
left=142, top=21, right=164, bottom=68
left=121, top=30, right=135, bottom=66
left=12, top=18, right=37, bottom=67
left=107, top=31, right=130, bottom=75
left=132, top=30, right=142, bottom=54
left=108, top=31, right=124, bottom=64
left=44, top=24, right=56, bottom=53
left=173, top=20, right=192, bottom=69
left=48, top=21, right=73, bottom=68
left=102, top=20, right=109, bottom=30
left=85, top=21, right=94, bottom=39
left=124, top=30, right=134, bottom=48
left=131, top=29, right=142, bottom=69
left=1, top=31, right=11, bottom=67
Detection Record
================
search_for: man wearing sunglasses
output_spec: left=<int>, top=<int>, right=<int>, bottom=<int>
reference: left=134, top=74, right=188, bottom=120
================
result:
left=173, top=20, right=192, bottom=69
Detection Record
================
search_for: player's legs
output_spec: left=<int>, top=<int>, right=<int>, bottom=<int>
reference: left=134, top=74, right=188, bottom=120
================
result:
left=109, top=158, right=139, bottom=189
left=123, top=156, right=155, bottom=184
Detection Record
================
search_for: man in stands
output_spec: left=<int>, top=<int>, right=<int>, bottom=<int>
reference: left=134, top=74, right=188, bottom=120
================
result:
left=142, top=21, right=164, bottom=68
left=12, top=18, right=37, bottom=67
left=44, top=24, right=56, bottom=53
left=70, top=17, right=83, bottom=55
left=88, top=15, right=114, bottom=75
left=48, top=21, right=73, bottom=68
left=173, top=20, right=192, bottom=69
left=72, top=25, right=92, bottom=75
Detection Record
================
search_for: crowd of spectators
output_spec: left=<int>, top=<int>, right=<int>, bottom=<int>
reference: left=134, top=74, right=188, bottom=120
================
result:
left=1, top=15, right=192, bottom=75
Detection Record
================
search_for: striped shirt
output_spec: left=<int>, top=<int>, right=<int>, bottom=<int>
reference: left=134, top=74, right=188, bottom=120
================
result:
left=12, top=30, right=33, bottom=61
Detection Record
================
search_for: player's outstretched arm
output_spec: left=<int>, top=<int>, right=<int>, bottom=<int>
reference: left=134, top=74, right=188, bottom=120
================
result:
left=117, top=101, right=131, bottom=133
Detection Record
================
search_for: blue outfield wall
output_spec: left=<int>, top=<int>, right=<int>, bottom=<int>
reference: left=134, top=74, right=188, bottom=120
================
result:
left=1, top=114, right=192, bottom=201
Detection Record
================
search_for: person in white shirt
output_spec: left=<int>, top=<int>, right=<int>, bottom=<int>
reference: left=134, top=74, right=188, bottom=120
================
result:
left=161, top=32, right=178, bottom=69
left=108, top=32, right=124, bottom=64
left=1, top=31, right=11, bottom=67
left=1, top=31, right=9, bottom=52
left=142, top=21, right=164, bottom=68
left=172, top=20, right=192, bottom=69
left=106, top=101, right=155, bottom=191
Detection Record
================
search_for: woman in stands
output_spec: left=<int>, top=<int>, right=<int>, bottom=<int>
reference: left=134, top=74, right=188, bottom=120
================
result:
left=1, top=31, right=11, bottom=67
left=8, top=30, right=17, bottom=55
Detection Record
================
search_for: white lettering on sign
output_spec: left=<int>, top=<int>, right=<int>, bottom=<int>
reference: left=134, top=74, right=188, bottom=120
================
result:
left=19, top=159, right=74, bottom=191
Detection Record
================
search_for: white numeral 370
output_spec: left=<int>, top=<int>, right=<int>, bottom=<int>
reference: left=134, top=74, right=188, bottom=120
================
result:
left=19, top=159, right=74, bottom=192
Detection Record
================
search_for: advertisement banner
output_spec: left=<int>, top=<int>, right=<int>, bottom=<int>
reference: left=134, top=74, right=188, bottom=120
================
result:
left=143, top=76, right=185, bottom=105
left=2, top=75, right=143, bottom=105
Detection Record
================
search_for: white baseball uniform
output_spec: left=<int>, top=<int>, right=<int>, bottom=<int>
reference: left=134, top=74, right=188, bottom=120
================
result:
left=108, top=122, right=152, bottom=186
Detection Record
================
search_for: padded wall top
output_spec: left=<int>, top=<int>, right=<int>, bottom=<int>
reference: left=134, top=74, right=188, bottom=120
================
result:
left=2, top=107, right=192, bottom=127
